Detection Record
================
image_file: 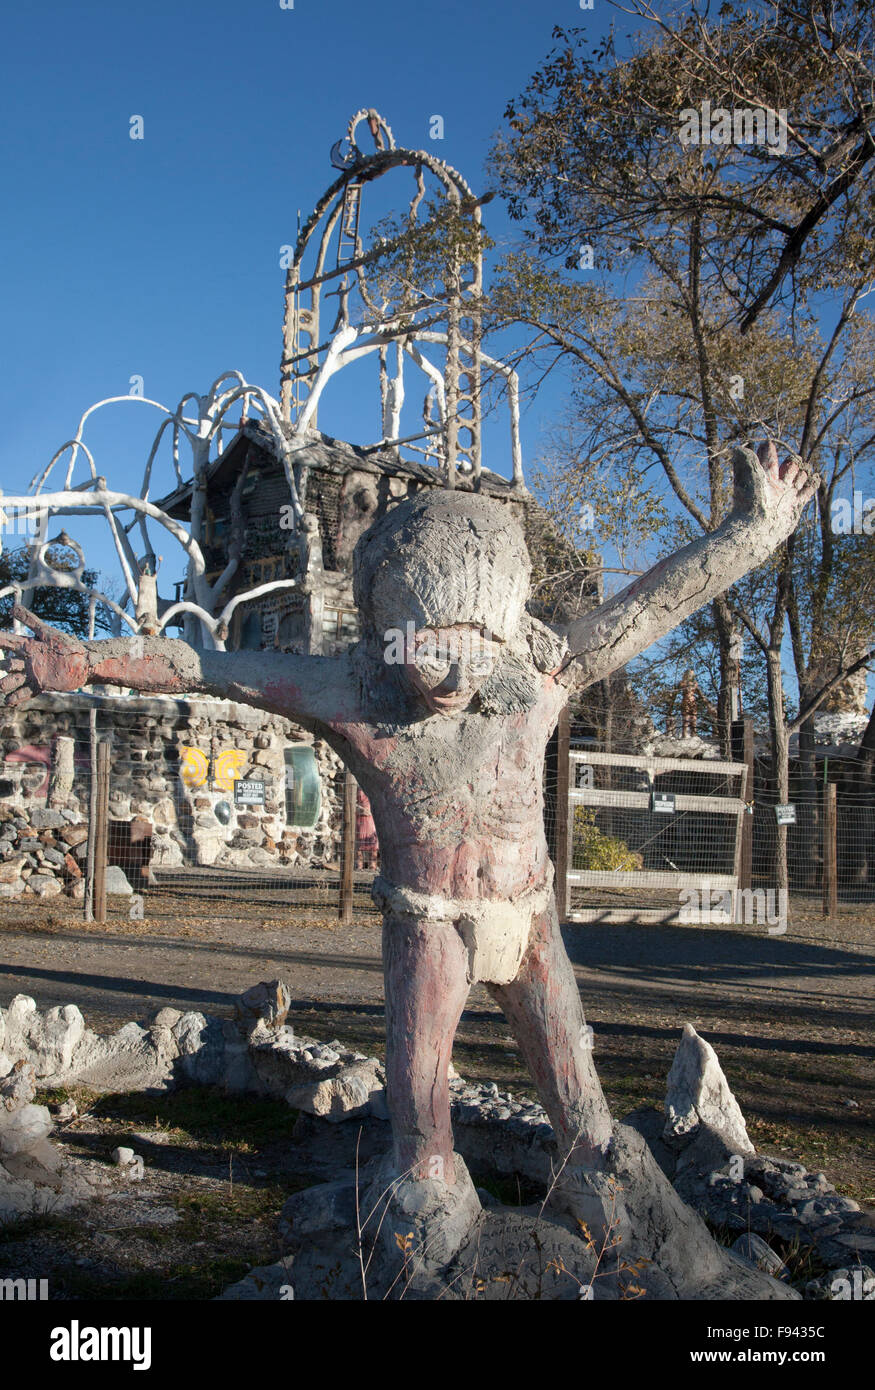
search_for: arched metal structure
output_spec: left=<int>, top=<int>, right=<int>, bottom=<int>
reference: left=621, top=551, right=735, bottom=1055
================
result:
left=280, top=109, right=523, bottom=493
left=0, top=112, right=524, bottom=666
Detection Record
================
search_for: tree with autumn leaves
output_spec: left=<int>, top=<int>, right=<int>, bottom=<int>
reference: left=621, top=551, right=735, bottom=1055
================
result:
left=481, top=0, right=875, bottom=889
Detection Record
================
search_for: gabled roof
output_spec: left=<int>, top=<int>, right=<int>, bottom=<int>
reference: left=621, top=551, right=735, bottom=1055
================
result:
left=156, top=420, right=520, bottom=518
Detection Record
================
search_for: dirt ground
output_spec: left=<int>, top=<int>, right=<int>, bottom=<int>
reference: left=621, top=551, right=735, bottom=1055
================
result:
left=1, top=887, right=872, bottom=1208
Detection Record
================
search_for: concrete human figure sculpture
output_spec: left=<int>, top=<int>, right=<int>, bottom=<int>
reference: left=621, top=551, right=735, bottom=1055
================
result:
left=681, top=668, right=700, bottom=738
left=0, top=441, right=814, bottom=1252
left=668, top=667, right=718, bottom=739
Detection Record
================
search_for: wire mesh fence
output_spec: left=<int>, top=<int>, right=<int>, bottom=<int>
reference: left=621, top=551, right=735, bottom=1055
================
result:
left=750, top=797, right=875, bottom=903
left=0, top=738, right=378, bottom=919
left=1, top=726, right=874, bottom=924
left=559, top=737, right=875, bottom=916
left=562, top=747, right=747, bottom=919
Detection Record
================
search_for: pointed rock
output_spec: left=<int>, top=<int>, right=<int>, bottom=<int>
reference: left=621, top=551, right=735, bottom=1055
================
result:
left=664, top=1023, right=754, bottom=1154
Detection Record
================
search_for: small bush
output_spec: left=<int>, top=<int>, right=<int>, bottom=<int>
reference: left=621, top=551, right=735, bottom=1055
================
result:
left=572, top=809, right=641, bottom=871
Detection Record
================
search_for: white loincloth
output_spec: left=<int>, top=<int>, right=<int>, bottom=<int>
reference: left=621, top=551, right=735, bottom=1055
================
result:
left=372, top=868, right=554, bottom=986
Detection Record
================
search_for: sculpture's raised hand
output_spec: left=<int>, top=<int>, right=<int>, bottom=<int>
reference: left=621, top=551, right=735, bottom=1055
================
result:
left=733, top=441, right=818, bottom=540
left=0, top=606, right=92, bottom=707
left=564, top=440, right=819, bottom=689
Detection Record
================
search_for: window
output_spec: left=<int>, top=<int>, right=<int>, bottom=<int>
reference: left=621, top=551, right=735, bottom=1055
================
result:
left=284, top=745, right=321, bottom=828
left=322, top=607, right=359, bottom=647
left=238, top=613, right=262, bottom=650
left=277, top=609, right=306, bottom=648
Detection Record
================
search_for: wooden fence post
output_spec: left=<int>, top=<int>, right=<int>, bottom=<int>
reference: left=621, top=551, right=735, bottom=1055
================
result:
left=92, top=740, right=110, bottom=924
left=822, top=780, right=838, bottom=919
left=731, top=716, right=754, bottom=893
left=340, top=768, right=356, bottom=924
left=554, top=706, right=570, bottom=922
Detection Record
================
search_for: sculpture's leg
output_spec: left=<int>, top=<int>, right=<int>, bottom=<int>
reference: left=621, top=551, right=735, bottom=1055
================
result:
left=486, top=898, right=613, bottom=1170
left=382, top=911, right=470, bottom=1184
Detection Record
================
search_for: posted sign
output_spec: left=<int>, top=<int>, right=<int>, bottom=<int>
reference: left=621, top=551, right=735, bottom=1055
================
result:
left=774, top=804, right=796, bottom=825
left=234, top=778, right=266, bottom=807
left=651, top=791, right=676, bottom=814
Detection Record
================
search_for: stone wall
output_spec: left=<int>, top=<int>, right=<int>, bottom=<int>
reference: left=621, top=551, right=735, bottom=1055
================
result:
left=0, top=692, right=346, bottom=873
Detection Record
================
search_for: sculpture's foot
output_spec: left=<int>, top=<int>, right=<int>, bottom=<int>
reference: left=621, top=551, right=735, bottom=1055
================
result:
left=361, top=1153, right=482, bottom=1294
left=547, top=1123, right=799, bottom=1300
left=547, top=1164, right=629, bottom=1252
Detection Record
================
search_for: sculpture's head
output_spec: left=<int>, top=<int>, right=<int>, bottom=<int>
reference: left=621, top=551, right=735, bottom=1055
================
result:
left=354, top=490, right=560, bottom=716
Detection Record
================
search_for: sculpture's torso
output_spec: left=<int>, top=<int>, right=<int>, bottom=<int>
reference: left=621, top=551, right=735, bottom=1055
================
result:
left=329, top=676, right=566, bottom=902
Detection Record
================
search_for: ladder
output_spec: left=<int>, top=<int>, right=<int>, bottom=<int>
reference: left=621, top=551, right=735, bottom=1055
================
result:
left=337, top=181, right=363, bottom=268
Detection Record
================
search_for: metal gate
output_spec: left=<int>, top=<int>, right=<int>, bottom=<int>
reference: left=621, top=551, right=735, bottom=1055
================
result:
left=562, top=750, right=749, bottom=924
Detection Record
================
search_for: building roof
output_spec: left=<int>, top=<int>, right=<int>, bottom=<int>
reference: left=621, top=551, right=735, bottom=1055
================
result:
left=156, top=419, right=520, bottom=518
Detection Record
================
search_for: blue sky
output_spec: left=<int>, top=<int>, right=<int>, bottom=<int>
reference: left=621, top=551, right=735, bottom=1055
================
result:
left=1, top=0, right=870, bottom=719
left=1, top=0, right=613, bottom=539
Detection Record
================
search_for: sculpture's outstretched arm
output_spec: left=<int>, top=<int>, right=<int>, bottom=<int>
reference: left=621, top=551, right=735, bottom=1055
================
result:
left=560, top=443, right=816, bottom=690
left=0, top=606, right=357, bottom=729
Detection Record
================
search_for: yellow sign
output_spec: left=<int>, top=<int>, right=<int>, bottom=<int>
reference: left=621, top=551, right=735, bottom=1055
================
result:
left=179, top=746, right=209, bottom=788
left=213, top=749, right=247, bottom=793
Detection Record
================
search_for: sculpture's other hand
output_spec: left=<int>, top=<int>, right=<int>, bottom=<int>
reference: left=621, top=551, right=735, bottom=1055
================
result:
left=0, top=605, right=92, bottom=707
left=732, top=441, right=818, bottom=542
left=563, top=438, right=819, bottom=689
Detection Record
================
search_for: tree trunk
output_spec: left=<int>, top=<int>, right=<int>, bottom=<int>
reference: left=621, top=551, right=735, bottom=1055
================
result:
left=713, top=597, right=735, bottom=759
left=765, top=648, right=790, bottom=895
left=796, top=709, right=821, bottom=890
left=848, top=700, right=875, bottom=885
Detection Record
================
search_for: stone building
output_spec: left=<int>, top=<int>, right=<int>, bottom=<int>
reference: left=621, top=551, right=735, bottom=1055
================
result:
left=155, top=420, right=533, bottom=657
left=0, top=690, right=345, bottom=878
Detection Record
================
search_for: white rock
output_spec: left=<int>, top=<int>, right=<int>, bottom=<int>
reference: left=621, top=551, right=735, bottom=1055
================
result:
left=49, top=1018, right=177, bottom=1093
left=173, top=1013, right=208, bottom=1054
left=732, top=1233, right=787, bottom=1278
left=29, top=809, right=66, bottom=830
left=39, top=1005, right=86, bottom=1073
left=664, top=1023, right=755, bottom=1154
left=1, top=999, right=86, bottom=1077
left=112, top=1146, right=135, bottom=1166
left=0, top=1059, right=37, bottom=1109
left=286, top=1061, right=384, bottom=1122
left=0, top=1159, right=74, bottom=1221
left=105, top=865, right=133, bottom=895
left=0, top=1103, right=53, bottom=1156
left=0, top=856, right=27, bottom=883
left=150, top=834, right=184, bottom=867
left=28, top=875, right=63, bottom=897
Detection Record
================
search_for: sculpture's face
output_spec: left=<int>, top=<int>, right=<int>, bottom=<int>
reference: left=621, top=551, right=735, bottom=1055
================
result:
left=402, top=623, right=502, bottom=713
